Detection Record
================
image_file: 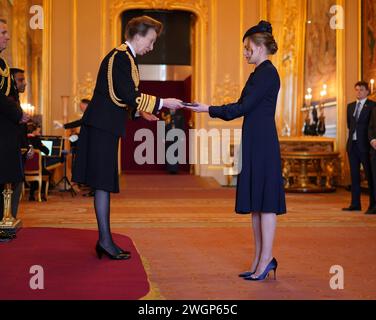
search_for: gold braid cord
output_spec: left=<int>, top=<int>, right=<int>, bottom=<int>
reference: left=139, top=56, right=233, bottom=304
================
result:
left=0, top=58, right=11, bottom=96
left=107, top=44, right=158, bottom=113
left=116, top=43, right=140, bottom=90
left=107, top=51, right=128, bottom=108
left=125, top=51, right=140, bottom=90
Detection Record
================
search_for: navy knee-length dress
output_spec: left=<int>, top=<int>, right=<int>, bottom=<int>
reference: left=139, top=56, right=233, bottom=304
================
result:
left=209, top=60, right=286, bottom=215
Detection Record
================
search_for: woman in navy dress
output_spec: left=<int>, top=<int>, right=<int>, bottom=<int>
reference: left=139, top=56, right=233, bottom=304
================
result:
left=188, top=21, right=286, bottom=281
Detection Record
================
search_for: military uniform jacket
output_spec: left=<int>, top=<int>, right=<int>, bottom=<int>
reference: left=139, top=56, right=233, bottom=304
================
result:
left=0, top=57, right=24, bottom=184
left=82, top=43, right=161, bottom=137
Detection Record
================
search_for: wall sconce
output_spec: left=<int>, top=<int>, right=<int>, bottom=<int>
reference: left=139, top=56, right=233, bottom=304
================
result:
left=320, top=84, right=327, bottom=100
left=305, top=88, right=312, bottom=108
left=21, top=103, right=35, bottom=117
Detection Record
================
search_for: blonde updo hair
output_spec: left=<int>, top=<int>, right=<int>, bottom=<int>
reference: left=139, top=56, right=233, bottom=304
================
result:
left=243, top=21, right=278, bottom=55
left=248, top=32, right=278, bottom=55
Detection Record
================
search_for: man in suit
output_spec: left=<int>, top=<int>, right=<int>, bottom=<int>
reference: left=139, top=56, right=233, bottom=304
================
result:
left=368, top=99, right=376, bottom=214
left=9, top=67, right=30, bottom=215
left=0, top=18, right=25, bottom=222
left=343, top=81, right=376, bottom=213
left=64, top=99, right=90, bottom=131
left=64, top=99, right=94, bottom=197
left=64, top=98, right=90, bottom=159
left=161, top=109, right=186, bottom=174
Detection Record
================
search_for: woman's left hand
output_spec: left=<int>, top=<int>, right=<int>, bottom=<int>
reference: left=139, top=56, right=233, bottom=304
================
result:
left=185, top=103, right=209, bottom=113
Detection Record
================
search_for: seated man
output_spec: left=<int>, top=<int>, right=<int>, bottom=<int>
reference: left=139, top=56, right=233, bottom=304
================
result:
left=27, top=123, right=51, bottom=201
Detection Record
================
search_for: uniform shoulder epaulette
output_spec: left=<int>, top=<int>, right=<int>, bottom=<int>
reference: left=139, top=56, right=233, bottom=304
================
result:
left=0, top=57, right=11, bottom=96
left=116, top=43, right=128, bottom=52
left=114, top=43, right=140, bottom=90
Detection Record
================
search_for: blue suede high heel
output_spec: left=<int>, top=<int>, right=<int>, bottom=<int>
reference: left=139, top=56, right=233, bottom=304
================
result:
left=244, top=258, right=278, bottom=281
left=238, top=271, right=255, bottom=278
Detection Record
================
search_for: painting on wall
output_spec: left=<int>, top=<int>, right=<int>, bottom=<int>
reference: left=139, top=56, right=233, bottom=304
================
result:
left=362, top=0, right=376, bottom=88
left=304, top=0, right=337, bottom=101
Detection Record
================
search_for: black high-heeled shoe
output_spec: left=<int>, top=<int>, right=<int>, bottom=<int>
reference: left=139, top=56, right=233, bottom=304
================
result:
left=115, top=244, right=131, bottom=255
left=95, top=242, right=131, bottom=260
left=244, top=258, right=278, bottom=281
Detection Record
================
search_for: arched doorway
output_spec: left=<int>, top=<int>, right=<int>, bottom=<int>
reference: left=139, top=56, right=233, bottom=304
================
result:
left=120, top=10, right=194, bottom=174
left=110, top=1, right=208, bottom=177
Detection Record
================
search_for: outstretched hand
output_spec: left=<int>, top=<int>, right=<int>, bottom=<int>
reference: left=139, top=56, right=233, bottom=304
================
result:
left=140, top=111, right=159, bottom=121
left=185, top=102, right=209, bottom=113
left=163, top=98, right=184, bottom=110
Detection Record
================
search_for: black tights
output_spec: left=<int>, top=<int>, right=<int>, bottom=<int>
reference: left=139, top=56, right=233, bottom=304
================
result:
left=94, top=190, right=121, bottom=255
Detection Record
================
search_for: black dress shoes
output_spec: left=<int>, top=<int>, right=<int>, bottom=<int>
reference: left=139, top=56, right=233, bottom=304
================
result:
left=95, top=242, right=131, bottom=260
left=365, top=207, right=376, bottom=215
left=117, top=247, right=131, bottom=255
left=342, top=206, right=361, bottom=211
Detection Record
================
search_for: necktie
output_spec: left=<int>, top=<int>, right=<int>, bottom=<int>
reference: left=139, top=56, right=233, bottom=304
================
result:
left=355, top=102, right=362, bottom=121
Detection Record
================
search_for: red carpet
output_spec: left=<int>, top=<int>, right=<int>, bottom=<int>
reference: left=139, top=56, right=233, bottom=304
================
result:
left=0, top=228, right=150, bottom=300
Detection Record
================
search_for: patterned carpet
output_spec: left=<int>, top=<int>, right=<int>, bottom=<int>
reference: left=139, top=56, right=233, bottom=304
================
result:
left=15, top=174, right=376, bottom=299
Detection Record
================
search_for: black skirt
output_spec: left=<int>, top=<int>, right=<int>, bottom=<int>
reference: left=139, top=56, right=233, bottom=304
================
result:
left=72, top=125, right=120, bottom=193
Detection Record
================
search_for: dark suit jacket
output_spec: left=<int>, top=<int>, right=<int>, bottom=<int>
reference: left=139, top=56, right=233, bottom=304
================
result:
left=0, top=93, right=24, bottom=184
left=82, top=43, right=161, bottom=137
left=368, top=102, right=376, bottom=144
left=347, top=99, right=376, bottom=153
left=64, top=118, right=83, bottom=130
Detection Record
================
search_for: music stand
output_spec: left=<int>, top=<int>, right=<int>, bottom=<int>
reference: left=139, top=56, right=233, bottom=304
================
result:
left=41, top=135, right=76, bottom=197
left=56, top=149, right=77, bottom=197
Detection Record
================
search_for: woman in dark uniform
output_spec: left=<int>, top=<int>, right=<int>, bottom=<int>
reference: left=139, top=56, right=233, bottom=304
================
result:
left=188, top=21, right=286, bottom=281
left=73, top=16, right=182, bottom=260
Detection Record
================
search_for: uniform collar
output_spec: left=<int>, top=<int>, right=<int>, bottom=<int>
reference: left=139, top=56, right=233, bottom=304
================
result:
left=125, top=41, right=136, bottom=58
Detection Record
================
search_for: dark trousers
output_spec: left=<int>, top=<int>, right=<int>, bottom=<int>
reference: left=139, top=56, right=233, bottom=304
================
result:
left=348, top=141, right=375, bottom=208
left=370, top=148, right=376, bottom=205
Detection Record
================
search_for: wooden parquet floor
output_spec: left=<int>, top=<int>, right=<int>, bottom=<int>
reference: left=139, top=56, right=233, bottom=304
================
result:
left=16, top=174, right=376, bottom=300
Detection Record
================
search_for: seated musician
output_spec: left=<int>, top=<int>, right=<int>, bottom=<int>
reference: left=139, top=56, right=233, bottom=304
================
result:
left=27, top=123, right=51, bottom=201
